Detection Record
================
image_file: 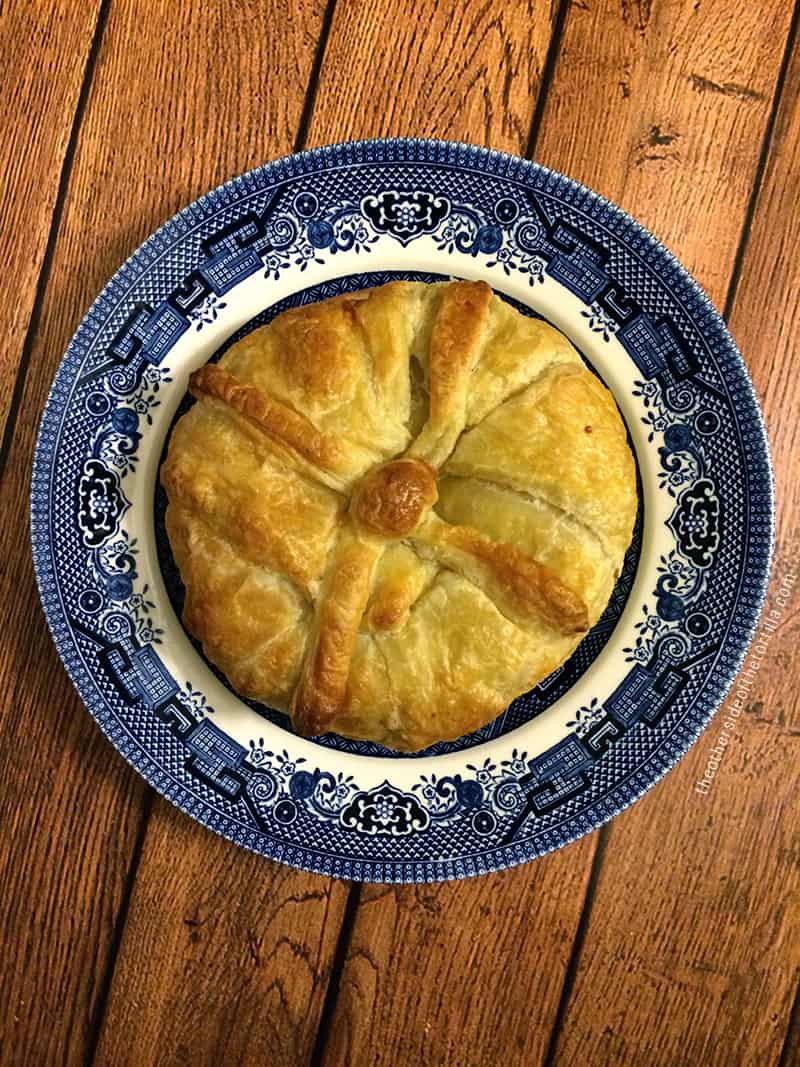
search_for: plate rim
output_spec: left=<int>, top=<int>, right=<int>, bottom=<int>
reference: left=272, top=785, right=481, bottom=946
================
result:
left=30, top=136, right=775, bottom=882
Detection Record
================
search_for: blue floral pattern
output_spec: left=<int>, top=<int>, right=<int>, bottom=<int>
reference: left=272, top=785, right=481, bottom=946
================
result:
left=188, top=293, right=227, bottom=331
left=341, top=783, right=430, bottom=836
left=362, top=190, right=449, bottom=243
left=668, top=479, right=720, bottom=568
left=77, top=461, right=129, bottom=548
left=581, top=302, right=619, bottom=341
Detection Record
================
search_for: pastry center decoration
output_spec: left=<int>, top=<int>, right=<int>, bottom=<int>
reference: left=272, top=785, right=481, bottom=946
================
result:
left=352, top=458, right=438, bottom=538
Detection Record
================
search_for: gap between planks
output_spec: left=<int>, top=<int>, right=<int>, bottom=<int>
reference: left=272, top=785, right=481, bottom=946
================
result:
left=723, top=0, right=800, bottom=323
left=0, top=0, right=112, bottom=488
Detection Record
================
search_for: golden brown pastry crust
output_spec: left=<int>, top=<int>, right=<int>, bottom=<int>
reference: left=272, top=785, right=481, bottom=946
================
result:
left=161, top=280, right=637, bottom=751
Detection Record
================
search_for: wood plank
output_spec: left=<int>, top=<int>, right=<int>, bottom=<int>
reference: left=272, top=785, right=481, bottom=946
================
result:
left=94, top=6, right=565, bottom=1065
left=0, top=689, right=147, bottom=1067
left=91, top=803, right=349, bottom=1067
left=308, top=4, right=598, bottom=1065
left=0, top=2, right=330, bottom=1065
left=539, top=0, right=792, bottom=306
left=543, top=7, right=800, bottom=1067
left=306, top=0, right=557, bottom=150
left=315, top=1, right=796, bottom=1065
left=321, top=840, right=597, bottom=1067
left=0, top=0, right=103, bottom=445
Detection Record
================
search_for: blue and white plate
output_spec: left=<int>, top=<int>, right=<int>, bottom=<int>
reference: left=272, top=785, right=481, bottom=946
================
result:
left=31, top=140, right=773, bottom=882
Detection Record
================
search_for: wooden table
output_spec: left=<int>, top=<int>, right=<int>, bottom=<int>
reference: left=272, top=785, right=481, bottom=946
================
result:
left=2, top=2, right=798, bottom=1064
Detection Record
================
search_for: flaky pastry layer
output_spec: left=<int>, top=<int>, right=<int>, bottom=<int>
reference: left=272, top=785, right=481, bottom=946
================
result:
left=161, top=281, right=637, bottom=751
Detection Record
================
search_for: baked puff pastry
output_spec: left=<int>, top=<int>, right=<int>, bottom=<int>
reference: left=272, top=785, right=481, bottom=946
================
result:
left=161, top=281, right=637, bottom=751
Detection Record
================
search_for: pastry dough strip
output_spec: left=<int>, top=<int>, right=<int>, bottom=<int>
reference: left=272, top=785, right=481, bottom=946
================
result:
left=413, top=514, right=588, bottom=634
left=190, top=363, right=348, bottom=489
left=291, top=527, right=384, bottom=736
left=408, top=280, right=492, bottom=468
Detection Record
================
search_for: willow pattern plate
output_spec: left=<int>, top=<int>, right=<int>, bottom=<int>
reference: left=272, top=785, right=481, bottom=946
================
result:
left=31, top=139, right=773, bottom=881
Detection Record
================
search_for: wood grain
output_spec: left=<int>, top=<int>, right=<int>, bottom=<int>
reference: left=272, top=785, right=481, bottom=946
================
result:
left=315, top=1, right=797, bottom=1064
left=0, top=686, right=146, bottom=1066
left=307, top=0, right=558, bottom=150
left=320, top=839, right=597, bottom=1067
left=541, top=6, right=800, bottom=1067
left=0, top=2, right=329, bottom=1064
left=92, top=803, right=349, bottom=1067
left=0, top=0, right=103, bottom=445
left=539, top=0, right=793, bottom=306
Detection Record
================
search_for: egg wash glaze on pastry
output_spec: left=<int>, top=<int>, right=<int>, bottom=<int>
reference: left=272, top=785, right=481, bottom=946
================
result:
left=161, top=280, right=637, bottom=752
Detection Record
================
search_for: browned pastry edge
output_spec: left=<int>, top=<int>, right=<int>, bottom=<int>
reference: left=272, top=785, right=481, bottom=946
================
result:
left=190, top=363, right=345, bottom=473
left=367, top=589, right=414, bottom=632
left=409, top=279, right=493, bottom=466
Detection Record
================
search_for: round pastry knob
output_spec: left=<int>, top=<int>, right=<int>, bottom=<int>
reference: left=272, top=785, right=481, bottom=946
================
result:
left=352, top=457, right=438, bottom=538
